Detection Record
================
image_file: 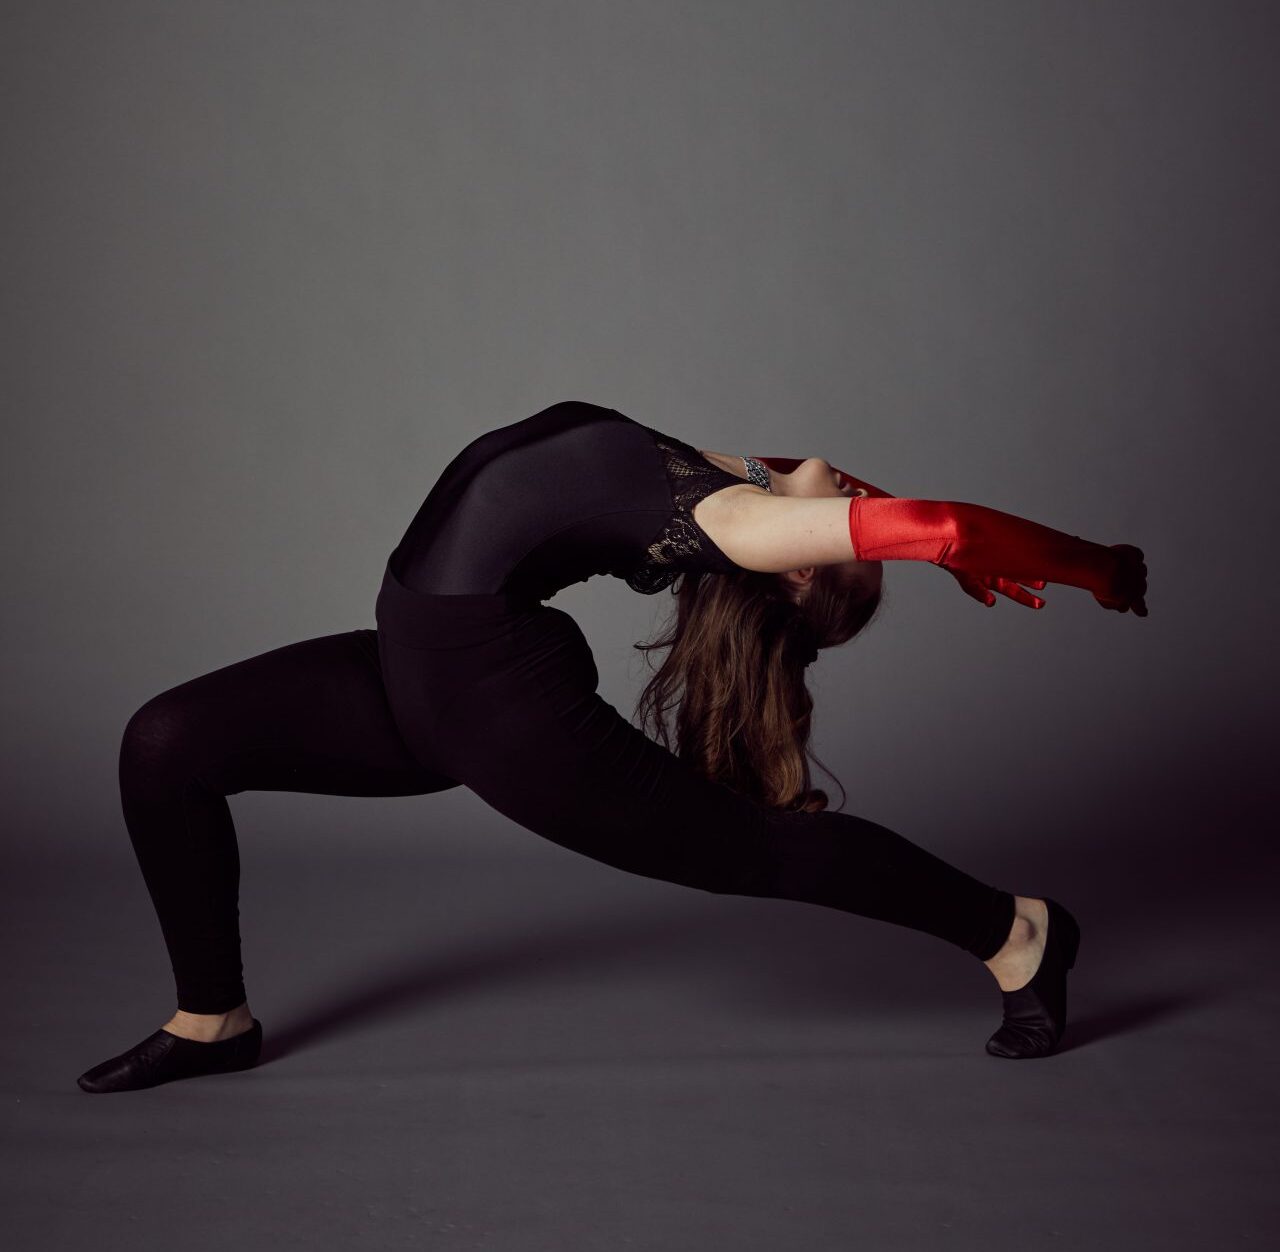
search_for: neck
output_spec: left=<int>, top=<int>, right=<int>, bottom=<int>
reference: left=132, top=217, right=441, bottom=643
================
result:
left=696, top=449, right=750, bottom=480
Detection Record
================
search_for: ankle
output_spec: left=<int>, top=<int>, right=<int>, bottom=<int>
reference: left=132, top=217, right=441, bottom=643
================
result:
left=985, top=898, right=1028, bottom=953
left=982, top=897, right=1048, bottom=987
left=164, top=1001, right=253, bottom=1042
left=1001, top=912, right=1036, bottom=952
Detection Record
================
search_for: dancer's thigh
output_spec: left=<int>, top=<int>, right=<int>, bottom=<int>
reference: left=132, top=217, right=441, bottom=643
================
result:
left=378, top=606, right=776, bottom=894
left=122, top=628, right=458, bottom=798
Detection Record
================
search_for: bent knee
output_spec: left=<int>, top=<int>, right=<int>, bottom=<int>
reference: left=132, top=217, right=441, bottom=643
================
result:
left=119, top=691, right=210, bottom=782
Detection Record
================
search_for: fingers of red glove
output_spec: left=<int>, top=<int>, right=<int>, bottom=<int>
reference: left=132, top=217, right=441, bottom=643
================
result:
left=949, top=570, right=1049, bottom=610
left=1107, top=590, right=1150, bottom=617
left=993, top=577, right=1046, bottom=610
left=950, top=571, right=996, bottom=607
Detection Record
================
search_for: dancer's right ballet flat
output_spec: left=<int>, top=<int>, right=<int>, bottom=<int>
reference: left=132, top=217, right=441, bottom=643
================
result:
left=985, top=899, right=1081, bottom=1059
left=77, top=1019, right=263, bottom=1093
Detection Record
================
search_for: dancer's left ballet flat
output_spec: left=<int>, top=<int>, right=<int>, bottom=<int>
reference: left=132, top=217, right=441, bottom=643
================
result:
left=986, top=898, right=1080, bottom=1059
left=77, top=1018, right=263, bottom=1093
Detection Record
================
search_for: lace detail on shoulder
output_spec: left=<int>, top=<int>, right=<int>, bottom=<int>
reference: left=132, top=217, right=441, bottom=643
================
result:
left=624, top=427, right=756, bottom=595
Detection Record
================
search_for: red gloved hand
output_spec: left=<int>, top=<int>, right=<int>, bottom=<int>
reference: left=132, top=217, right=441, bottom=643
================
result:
left=753, top=455, right=1053, bottom=610
left=847, top=496, right=1148, bottom=616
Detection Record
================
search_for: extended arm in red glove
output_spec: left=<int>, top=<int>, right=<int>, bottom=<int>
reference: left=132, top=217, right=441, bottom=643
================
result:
left=847, top=496, right=1148, bottom=615
left=752, top=455, right=1050, bottom=609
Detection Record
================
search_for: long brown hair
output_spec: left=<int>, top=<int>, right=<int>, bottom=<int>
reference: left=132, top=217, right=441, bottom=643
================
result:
left=632, top=564, right=883, bottom=813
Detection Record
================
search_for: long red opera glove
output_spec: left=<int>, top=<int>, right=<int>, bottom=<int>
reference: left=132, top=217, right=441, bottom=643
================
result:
left=848, top=496, right=1148, bottom=615
left=752, top=455, right=1052, bottom=610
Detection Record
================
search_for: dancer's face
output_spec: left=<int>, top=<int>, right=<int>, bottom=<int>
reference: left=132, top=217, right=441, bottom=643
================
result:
left=767, top=458, right=884, bottom=597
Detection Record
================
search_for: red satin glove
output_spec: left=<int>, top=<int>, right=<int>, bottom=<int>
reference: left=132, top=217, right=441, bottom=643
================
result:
left=752, top=455, right=1052, bottom=610
left=848, top=496, right=1148, bottom=615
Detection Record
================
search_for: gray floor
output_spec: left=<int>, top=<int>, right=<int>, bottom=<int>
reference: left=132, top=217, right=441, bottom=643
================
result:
left=6, top=806, right=1278, bottom=1251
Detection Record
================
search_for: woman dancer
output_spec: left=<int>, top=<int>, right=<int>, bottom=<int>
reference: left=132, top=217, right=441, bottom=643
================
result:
left=78, top=400, right=1147, bottom=1092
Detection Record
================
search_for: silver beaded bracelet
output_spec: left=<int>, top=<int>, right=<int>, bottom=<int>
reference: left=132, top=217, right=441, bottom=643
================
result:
left=742, top=456, right=772, bottom=492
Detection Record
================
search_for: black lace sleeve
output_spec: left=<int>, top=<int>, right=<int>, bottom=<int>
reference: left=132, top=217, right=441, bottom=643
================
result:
left=623, top=426, right=770, bottom=595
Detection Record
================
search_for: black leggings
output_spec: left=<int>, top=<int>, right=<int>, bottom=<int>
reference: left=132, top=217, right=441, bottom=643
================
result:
left=118, top=559, right=1016, bottom=1013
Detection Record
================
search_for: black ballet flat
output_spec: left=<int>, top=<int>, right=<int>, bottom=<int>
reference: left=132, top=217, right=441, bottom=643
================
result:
left=986, top=898, right=1081, bottom=1059
left=77, top=1018, right=263, bottom=1093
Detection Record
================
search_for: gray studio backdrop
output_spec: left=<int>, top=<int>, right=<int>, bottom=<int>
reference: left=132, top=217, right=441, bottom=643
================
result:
left=4, top=2, right=1276, bottom=911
